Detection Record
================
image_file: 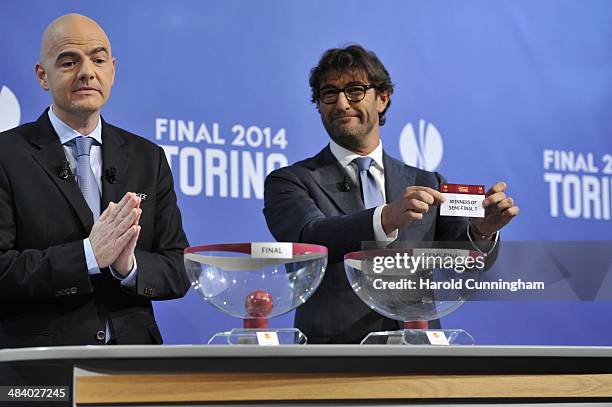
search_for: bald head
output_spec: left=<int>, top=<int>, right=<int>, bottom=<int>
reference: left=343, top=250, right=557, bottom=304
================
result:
left=35, top=13, right=116, bottom=132
left=40, top=13, right=112, bottom=68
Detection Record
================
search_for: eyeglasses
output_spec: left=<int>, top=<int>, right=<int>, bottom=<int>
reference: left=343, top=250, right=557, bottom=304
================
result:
left=318, top=84, right=375, bottom=104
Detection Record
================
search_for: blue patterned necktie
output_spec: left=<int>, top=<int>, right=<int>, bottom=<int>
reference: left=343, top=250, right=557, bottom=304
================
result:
left=353, top=156, right=385, bottom=208
left=74, top=136, right=101, bottom=220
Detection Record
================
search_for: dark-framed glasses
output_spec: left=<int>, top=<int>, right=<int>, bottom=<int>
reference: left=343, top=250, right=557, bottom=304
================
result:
left=318, top=84, right=375, bottom=104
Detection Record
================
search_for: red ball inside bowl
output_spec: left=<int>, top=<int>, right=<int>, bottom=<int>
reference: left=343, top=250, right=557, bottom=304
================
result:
left=245, top=290, right=274, bottom=318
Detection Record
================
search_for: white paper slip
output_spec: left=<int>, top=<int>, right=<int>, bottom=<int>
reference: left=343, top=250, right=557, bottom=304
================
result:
left=425, top=330, right=450, bottom=346
left=439, top=183, right=485, bottom=218
left=256, top=331, right=280, bottom=346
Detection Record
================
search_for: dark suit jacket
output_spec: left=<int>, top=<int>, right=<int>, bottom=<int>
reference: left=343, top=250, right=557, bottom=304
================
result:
left=264, top=145, right=472, bottom=343
left=0, top=111, right=190, bottom=348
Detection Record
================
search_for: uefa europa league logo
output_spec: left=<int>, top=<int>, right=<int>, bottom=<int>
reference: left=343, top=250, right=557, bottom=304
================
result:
left=399, top=119, right=443, bottom=171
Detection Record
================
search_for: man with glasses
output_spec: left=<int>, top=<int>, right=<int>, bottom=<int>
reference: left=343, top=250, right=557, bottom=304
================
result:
left=263, top=44, right=518, bottom=344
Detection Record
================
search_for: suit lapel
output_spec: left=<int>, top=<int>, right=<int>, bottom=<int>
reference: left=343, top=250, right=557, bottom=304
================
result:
left=100, top=121, right=128, bottom=209
left=307, top=145, right=364, bottom=215
left=29, top=111, right=94, bottom=231
left=383, top=151, right=416, bottom=203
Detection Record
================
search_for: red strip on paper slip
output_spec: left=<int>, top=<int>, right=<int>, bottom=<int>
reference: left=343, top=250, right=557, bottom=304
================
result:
left=439, top=183, right=485, bottom=218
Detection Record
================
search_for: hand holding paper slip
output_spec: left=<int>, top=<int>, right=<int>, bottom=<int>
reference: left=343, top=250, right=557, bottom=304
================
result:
left=439, top=181, right=519, bottom=238
left=440, top=183, right=486, bottom=218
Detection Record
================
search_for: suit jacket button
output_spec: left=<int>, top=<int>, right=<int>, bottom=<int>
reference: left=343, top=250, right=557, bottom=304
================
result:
left=96, top=330, right=106, bottom=341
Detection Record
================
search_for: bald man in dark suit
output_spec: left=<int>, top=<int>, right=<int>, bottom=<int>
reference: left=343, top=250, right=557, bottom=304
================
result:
left=0, top=13, right=189, bottom=349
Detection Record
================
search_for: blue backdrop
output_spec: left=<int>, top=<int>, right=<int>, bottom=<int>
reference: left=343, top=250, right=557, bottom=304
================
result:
left=1, top=0, right=611, bottom=345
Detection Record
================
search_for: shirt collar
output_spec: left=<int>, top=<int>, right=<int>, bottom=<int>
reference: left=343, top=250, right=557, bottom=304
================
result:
left=329, top=138, right=384, bottom=171
left=48, top=106, right=103, bottom=146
